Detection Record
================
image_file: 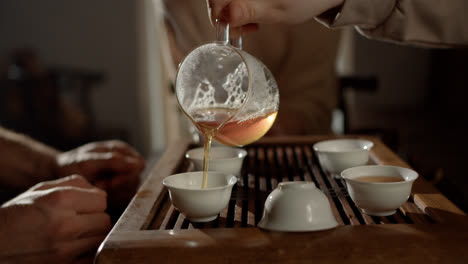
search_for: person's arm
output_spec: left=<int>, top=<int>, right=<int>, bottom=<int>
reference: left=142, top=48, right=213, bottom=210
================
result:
left=0, top=126, right=58, bottom=190
left=316, top=0, right=468, bottom=47
left=207, top=0, right=343, bottom=28
left=0, top=126, right=145, bottom=205
left=207, top=0, right=468, bottom=47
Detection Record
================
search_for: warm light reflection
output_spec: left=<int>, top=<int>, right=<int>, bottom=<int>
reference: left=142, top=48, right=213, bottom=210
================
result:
left=186, top=241, right=198, bottom=247
left=306, top=204, right=313, bottom=223
left=267, top=114, right=275, bottom=123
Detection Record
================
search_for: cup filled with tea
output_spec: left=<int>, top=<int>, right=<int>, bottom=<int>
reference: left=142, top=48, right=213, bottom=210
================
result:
left=163, top=171, right=237, bottom=222
left=341, top=165, right=419, bottom=216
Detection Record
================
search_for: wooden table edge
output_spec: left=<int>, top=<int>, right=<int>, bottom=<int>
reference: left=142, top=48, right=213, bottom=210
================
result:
left=97, top=224, right=468, bottom=263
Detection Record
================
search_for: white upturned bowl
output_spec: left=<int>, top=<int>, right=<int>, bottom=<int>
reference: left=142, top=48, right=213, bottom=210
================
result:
left=258, top=182, right=338, bottom=232
left=163, top=171, right=237, bottom=222
left=313, top=139, right=374, bottom=175
left=186, top=146, right=247, bottom=177
left=341, top=165, right=418, bottom=216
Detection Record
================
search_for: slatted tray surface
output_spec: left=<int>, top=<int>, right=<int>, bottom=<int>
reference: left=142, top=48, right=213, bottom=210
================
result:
left=97, top=137, right=468, bottom=264
left=144, top=143, right=433, bottom=231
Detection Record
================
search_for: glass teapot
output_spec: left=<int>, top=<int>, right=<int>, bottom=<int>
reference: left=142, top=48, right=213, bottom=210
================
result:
left=175, top=22, right=279, bottom=147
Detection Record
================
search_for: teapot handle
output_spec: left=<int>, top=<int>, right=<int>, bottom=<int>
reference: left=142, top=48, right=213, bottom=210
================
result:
left=216, top=20, right=243, bottom=50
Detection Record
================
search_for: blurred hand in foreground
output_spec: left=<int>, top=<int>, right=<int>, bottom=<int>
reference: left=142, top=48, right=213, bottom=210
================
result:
left=0, top=175, right=110, bottom=264
left=55, top=140, right=145, bottom=206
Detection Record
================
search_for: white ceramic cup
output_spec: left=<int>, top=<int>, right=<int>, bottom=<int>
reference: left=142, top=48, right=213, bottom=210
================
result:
left=186, top=146, right=247, bottom=179
left=258, top=181, right=338, bottom=232
left=163, top=171, right=237, bottom=222
left=341, top=165, right=418, bottom=216
left=313, top=139, right=374, bottom=177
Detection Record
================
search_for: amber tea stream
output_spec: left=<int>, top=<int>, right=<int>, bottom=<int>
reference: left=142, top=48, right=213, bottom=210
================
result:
left=195, top=107, right=278, bottom=188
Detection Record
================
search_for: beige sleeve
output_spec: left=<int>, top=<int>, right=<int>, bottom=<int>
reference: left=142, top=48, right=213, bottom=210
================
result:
left=316, top=0, right=468, bottom=47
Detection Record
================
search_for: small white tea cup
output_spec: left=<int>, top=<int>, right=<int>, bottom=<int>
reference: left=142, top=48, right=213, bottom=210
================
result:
left=341, top=165, right=418, bottom=216
left=163, top=171, right=237, bottom=222
left=258, top=182, right=338, bottom=232
left=186, top=146, right=247, bottom=179
left=313, top=139, right=374, bottom=177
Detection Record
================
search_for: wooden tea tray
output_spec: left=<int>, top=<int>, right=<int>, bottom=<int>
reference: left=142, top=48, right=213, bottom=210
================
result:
left=96, top=136, right=468, bottom=264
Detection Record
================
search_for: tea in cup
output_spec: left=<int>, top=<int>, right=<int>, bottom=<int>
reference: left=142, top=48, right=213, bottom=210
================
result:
left=341, top=165, right=418, bottom=216
left=163, top=171, right=237, bottom=222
